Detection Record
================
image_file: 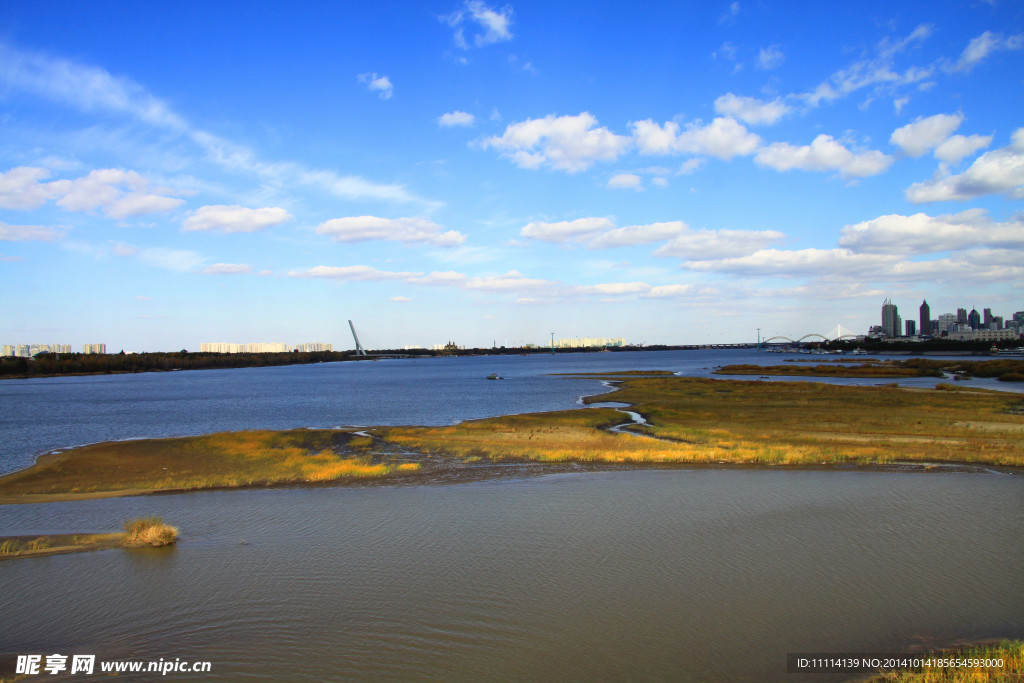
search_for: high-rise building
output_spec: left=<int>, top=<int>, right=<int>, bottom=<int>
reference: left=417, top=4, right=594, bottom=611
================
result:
left=882, top=299, right=900, bottom=337
left=968, top=308, right=981, bottom=330
left=82, top=344, right=107, bottom=354
left=983, top=308, right=993, bottom=327
left=957, top=308, right=968, bottom=325
left=937, top=313, right=957, bottom=333
left=919, top=300, right=930, bottom=337
left=905, top=320, right=916, bottom=337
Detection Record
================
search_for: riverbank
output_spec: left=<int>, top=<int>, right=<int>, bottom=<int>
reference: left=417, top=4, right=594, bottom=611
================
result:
left=715, top=358, right=1024, bottom=382
left=1, top=374, right=1021, bottom=504
left=861, top=639, right=1023, bottom=681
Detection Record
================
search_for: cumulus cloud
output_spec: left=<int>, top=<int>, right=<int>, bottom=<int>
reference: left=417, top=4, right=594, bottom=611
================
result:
left=443, top=0, right=513, bottom=48
left=0, top=166, right=185, bottom=218
left=905, top=128, right=1024, bottom=202
left=713, top=94, right=790, bottom=125
left=480, top=113, right=631, bottom=172
left=0, top=167, right=65, bottom=209
left=520, top=217, right=615, bottom=244
left=0, top=221, right=66, bottom=241
left=411, top=269, right=555, bottom=292
left=315, top=216, right=465, bottom=246
left=357, top=72, right=393, bottom=99
left=438, top=111, right=475, bottom=127
left=945, top=31, right=1024, bottom=73
left=631, top=117, right=761, bottom=160
left=684, top=248, right=900, bottom=279
left=755, top=135, right=893, bottom=178
left=587, top=222, right=690, bottom=249
left=654, top=228, right=786, bottom=259
left=933, top=134, right=992, bottom=165
left=202, top=263, right=253, bottom=275
left=288, top=265, right=421, bottom=281
left=183, top=205, right=292, bottom=233
left=757, top=45, right=785, bottom=70
left=839, top=209, right=1024, bottom=254
left=607, top=173, right=642, bottom=190
left=890, top=113, right=964, bottom=157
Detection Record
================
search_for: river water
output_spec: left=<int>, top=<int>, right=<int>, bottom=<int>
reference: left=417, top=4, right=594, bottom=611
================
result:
left=1, top=350, right=1022, bottom=681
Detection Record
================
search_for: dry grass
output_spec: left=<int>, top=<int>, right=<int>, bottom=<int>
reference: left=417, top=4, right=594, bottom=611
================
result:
left=0, top=429, right=419, bottom=498
left=1, top=517, right=179, bottom=559
left=122, top=517, right=179, bottom=546
left=380, top=377, right=1024, bottom=468
left=865, top=640, right=1023, bottom=682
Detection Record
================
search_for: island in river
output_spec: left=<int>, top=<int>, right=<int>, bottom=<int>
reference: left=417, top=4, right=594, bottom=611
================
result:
left=1, top=373, right=1021, bottom=505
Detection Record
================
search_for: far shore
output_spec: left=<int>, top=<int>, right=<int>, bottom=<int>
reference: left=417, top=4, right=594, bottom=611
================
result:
left=1, top=373, right=1022, bottom=505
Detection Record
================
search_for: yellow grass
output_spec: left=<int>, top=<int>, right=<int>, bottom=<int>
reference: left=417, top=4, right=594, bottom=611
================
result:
left=380, top=377, right=1024, bottom=468
left=865, top=640, right=1023, bottom=682
left=1, top=517, right=180, bottom=559
left=0, top=429, right=419, bottom=499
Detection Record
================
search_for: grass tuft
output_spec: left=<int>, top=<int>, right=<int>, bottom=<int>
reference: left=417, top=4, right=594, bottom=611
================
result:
left=122, top=517, right=178, bottom=546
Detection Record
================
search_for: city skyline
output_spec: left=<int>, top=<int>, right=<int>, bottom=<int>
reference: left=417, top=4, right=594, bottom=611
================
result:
left=2, top=2, right=1023, bottom=351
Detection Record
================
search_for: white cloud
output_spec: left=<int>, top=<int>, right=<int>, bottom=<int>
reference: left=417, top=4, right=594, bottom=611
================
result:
left=631, top=117, right=761, bottom=160
left=0, top=167, right=65, bottom=209
left=654, top=228, right=786, bottom=259
left=588, top=222, right=690, bottom=249
left=1, top=166, right=185, bottom=218
left=288, top=265, right=420, bottom=281
left=651, top=177, right=669, bottom=188
left=0, top=221, right=65, bottom=241
left=480, top=113, right=631, bottom=172
left=438, top=111, right=475, bottom=127
left=138, top=247, right=205, bottom=272
left=315, top=216, right=465, bottom=246
left=797, top=24, right=934, bottom=108
left=443, top=1, right=513, bottom=48
left=890, top=113, right=963, bottom=157
left=685, top=248, right=900, bottom=279
left=357, top=72, right=393, bottom=99
left=521, top=218, right=720, bottom=252
left=0, top=42, right=430, bottom=207
left=411, top=269, right=555, bottom=293
left=905, top=128, right=1024, bottom=202
left=755, top=135, right=893, bottom=178
left=520, top=217, right=615, bottom=243
left=390, top=296, right=412, bottom=302
left=757, top=46, right=785, bottom=70
left=933, top=134, right=992, bottom=165
left=203, top=263, right=253, bottom=275
left=183, top=205, right=293, bottom=233
left=713, top=94, right=790, bottom=125
left=945, top=31, right=1024, bottom=73
left=839, top=209, right=1024, bottom=254
left=607, top=173, right=642, bottom=190
left=0, top=40, right=187, bottom=131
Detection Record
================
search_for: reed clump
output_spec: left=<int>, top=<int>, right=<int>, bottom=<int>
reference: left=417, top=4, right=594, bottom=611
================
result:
left=122, top=517, right=179, bottom=546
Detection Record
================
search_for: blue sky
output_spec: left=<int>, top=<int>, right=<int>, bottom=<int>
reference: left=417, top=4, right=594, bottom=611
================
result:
left=1, top=1, right=1022, bottom=351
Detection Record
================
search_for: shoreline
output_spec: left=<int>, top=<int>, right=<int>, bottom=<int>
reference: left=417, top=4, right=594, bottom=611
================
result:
left=2, top=374, right=1022, bottom=505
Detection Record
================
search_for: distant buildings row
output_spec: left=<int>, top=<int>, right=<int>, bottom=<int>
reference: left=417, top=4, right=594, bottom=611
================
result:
left=2, top=344, right=106, bottom=357
left=199, top=342, right=333, bottom=353
left=874, top=299, right=1024, bottom=341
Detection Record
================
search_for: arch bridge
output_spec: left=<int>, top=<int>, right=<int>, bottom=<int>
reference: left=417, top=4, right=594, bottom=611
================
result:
left=762, top=333, right=860, bottom=344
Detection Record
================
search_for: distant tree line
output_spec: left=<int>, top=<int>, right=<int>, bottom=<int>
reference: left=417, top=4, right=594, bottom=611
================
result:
left=0, top=350, right=367, bottom=378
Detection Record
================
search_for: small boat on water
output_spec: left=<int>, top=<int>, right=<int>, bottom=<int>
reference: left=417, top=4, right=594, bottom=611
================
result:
left=486, top=373, right=504, bottom=380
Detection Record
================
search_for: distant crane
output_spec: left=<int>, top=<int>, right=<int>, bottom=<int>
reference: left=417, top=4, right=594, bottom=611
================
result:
left=348, top=320, right=366, bottom=356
